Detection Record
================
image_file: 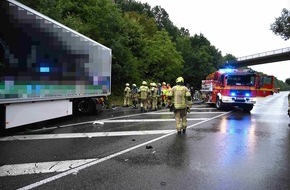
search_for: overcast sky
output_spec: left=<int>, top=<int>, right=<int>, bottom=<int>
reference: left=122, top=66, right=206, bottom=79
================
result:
left=138, top=0, right=290, bottom=82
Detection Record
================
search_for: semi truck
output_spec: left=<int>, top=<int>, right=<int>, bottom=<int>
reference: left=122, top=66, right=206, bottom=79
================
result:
left=0, top=0, right=111, bottom=131
left=201, top=68, right=274, bottom=112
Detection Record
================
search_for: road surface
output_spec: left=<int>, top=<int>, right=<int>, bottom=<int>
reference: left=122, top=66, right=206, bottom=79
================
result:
left=0, top=92, right=289, bottom=190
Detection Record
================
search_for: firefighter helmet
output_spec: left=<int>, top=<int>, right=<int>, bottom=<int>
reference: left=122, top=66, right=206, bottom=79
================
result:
left=176, top=77, right=184, bottom=83
left=132, top=83, right=136, bottom=87
left=126, top=83, right=130, bottom=86
left=142, top=81, right=147, bottom=85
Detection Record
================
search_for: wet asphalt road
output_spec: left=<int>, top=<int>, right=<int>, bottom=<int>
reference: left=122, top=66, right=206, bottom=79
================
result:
left=0, top=92, right=290, bottom=190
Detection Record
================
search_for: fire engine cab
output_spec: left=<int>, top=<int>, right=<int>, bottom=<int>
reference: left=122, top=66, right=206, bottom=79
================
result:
left=201, top=68, right=274, bottom=112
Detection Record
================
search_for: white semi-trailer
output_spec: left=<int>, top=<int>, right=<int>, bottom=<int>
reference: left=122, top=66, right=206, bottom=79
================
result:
left=0, top=0, right=112, bottom=131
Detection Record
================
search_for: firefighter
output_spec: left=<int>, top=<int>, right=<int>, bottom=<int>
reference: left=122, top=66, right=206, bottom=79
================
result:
left=150, top=83, right=158, bottom=111
left=157, top=83, right=163, bottom=109
left=161, top=82, right=167, bottom=106
left=131, top=84, right=139, bottom=109
left=148, top=83, right=153, bottom=110
left=123, top=83, right=131, bottom=107
left=138, top=81, right=150, bottom=112
left=165, top=83, right=172, bottom=107
left=168, top=77, right=191, bottom=134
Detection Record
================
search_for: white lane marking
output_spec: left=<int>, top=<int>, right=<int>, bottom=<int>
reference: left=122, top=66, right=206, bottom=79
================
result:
left=10, top=112, right=153, bottom=134
left=0, top=118, right=209, bottom=141
left=96, top=118, right=207, bottom=123
left=15, top=107, right=215, bottom=133
left=0, top=130, right=175, bottom=141
left=17, top=111, right=231, bottom=190
left=0, top=159, right=96, bottom=177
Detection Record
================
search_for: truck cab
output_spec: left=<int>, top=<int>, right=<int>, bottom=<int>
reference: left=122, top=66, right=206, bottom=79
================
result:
left=201, top=68, right=257, bottom=112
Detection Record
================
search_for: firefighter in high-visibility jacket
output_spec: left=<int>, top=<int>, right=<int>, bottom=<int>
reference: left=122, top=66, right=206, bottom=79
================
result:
left=123, top=83, right=131, bottom=107
left=131, top=84, right=139, bottom=109
left=150, top=83, right=158, bottom=111
left=161, top=82, right=167, bottom=106
left=168, top=77, right=192, bottom=134
left=157, top=83, right=163, bottom=109
left=138, top=81, right=150, bottom=112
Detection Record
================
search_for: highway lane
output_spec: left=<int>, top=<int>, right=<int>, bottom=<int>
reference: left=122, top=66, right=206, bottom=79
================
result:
left=0, top=92, right=289, bottom=190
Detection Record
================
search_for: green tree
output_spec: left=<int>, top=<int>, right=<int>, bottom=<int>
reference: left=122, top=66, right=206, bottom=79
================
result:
left=142, top=29, right=183, bottom=83
left=176, top=33, right=222, bottom=89
left=285, top=78, right=290, bottom=85
left=270, top=8, right=290, bottom=40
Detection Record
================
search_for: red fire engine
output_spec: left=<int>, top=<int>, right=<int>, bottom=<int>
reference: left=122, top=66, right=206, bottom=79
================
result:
left=201, top=68, right=274, bottom=112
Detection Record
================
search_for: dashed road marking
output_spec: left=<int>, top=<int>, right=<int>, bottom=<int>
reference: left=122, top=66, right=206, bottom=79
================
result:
left=0, top=159, right=97, bottom=177
left=97, top=118, right=208, bottom=123
left=0, top=130, right=175, bottom=141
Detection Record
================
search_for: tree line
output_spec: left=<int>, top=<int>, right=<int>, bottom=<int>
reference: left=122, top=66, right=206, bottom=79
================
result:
left=18, top=0, right=290, bottom=92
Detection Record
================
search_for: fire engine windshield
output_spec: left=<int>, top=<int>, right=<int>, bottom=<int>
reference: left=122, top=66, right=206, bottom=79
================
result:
left=226, top=75, right=255, bottom=86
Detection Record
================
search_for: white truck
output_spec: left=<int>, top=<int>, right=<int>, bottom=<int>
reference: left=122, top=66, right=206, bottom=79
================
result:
left=0, top=0, right=112, bottom=131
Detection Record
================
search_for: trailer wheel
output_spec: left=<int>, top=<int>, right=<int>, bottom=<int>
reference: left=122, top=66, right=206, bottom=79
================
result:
left=77, top=99, right=94, bottom=114
left=215, top=97, right=224, bottom=110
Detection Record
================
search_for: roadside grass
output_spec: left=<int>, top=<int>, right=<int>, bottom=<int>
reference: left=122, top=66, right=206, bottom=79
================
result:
left=107, top=94, right=123, bottom=107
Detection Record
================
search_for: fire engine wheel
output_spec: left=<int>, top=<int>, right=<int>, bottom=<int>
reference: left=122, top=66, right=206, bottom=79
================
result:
left=241, top=104, right=253, bottom=112
left=215, top=97, right=224, bottom=110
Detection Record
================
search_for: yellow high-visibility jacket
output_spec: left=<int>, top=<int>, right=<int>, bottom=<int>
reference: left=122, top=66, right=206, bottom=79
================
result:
left=124, top=87, right=131, bottom=97
left=139, top=85, right=149, bottom=100
left=168, top=85, right=191, bottom=109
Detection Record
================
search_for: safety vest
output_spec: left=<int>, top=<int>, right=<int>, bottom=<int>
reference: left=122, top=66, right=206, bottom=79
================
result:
left=139, top=85, right=149, bottom=100
left=168, top=85, right=191, bottom=109
left=161, top=86, right=167, bottom=96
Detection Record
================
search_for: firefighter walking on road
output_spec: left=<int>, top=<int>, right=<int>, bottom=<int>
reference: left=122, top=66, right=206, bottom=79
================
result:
left=139, top=81, right=150, bottom=112
left=131, top=84, right=139, bottom=109
left=168, top=77, right=191, bottom=134
left=123, top=83, right=131, bottom=107
left=157, top=83, right=163, bottom=109
left=150, top=83, right=158, bottom=111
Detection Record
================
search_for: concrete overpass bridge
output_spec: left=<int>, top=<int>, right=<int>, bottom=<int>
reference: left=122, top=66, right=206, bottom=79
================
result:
left=223, top=47, right=290, bottom=68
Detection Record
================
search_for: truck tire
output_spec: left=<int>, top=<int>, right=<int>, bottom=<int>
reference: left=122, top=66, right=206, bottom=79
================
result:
left=77, top=99, right=95, bottom=114
left=241, top=104, right=253, bottom=112
left=215, top=97, right=224, bottom=110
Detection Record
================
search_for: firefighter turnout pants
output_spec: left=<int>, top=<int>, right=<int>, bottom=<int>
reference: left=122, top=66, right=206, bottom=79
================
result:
left=174, top=108, right=187, bottom=131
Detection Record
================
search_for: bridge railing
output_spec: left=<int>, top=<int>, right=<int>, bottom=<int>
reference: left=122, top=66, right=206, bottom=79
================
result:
left=237, top=47, right=290, bottom=61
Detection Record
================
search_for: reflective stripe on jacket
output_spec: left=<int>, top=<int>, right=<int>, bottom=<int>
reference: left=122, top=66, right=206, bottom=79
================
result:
left=139, top=85, right=149, bottom=100
left=168, top=85, right=191, bottom=109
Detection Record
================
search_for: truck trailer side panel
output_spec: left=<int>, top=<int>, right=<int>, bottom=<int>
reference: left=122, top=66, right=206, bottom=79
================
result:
left=6, top=100, right=72, bottom=129
left=0, top=0, right=112, bottom=130
left=0, top=0, right=111, bottom=104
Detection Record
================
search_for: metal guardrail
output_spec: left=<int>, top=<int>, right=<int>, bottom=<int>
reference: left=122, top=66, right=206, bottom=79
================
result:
left=237, top=47, right=290, bottom=61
